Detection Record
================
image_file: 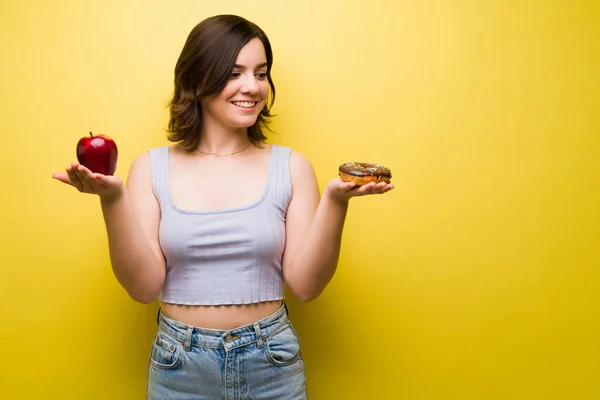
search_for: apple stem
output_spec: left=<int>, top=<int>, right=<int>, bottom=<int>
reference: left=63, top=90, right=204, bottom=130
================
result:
left=89, top=131, right=93, bottom=138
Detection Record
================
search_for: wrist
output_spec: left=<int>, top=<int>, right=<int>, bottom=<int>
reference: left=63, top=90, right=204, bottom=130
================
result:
left=323, top=186, right=350, bottom=207
left=99, top=184, right=126, bottom=206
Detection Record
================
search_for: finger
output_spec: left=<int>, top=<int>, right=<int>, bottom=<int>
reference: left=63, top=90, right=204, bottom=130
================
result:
left=76, top=165, right=97, bottom=191
left=374, top=182, right=390, bottom=193
left=52, top=172, right=72, bottom=185
left=71, top=166, right=94, bottom=192
left=92, top=173, right=109, bottom=188
left=334, top=178, right=355, bottom=191
left=342, top=181, right=356, bottom=191
left=356, top=182, right=388, bottom=196
left=356, top=182, right=376, bottom=193
left=66, top=165, right=84, bottom=190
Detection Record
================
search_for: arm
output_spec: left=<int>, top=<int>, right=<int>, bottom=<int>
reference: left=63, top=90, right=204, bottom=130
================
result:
left=282, top=151, right=394, bottom=302
left=100, top=153, right=166, bottom=303
left=53, top=154, right=166, bottom=303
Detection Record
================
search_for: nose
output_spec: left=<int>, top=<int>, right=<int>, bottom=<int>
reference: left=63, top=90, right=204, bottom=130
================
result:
left=240, top=75, right=260, bottom=95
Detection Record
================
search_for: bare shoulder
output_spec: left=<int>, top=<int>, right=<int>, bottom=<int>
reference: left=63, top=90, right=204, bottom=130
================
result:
left=289, top=149, right=317, bottom=182
left=126, top=145, right=174, bottom=186
left=130, top=151, right=152, bottom=169
left=125, top=149, right=162, bottom=212
left=126, top=151, right=152, bottom=187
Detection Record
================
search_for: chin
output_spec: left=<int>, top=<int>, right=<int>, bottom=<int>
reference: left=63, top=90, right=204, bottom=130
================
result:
left=232, top=117, right=260, bottom=128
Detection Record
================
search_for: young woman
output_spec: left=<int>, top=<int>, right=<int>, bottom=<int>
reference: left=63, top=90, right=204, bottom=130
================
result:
left=53, top=14, right=393, bottom=399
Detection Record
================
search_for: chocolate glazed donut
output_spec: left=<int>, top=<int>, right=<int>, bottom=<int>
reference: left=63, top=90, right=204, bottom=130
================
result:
left=338, top=162, right=392, bottom=186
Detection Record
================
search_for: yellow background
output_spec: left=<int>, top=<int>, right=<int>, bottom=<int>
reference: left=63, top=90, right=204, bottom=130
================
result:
left=1, top=0, right=599, bottom=399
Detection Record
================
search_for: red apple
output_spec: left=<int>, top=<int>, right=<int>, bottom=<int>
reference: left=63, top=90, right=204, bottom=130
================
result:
left=76, top=131, right=118, bottom=175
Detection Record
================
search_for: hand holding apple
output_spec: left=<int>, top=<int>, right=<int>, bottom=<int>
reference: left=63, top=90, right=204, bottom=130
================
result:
left=52, top=131, right=123, bottom=201
left=76, top=131, right=118, bottom=175
left=53, top=162, right=124, bottom=200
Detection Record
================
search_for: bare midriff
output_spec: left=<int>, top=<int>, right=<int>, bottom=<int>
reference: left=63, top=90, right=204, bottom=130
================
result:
left=160, top=300, right=284, bottom=331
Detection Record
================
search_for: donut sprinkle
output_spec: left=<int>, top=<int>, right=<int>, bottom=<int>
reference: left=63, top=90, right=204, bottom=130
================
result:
left=338, top=162, right=392, bottom=178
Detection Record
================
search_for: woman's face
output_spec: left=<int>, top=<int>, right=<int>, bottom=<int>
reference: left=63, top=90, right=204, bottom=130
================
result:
left=201, top=37, right=270, bottom=130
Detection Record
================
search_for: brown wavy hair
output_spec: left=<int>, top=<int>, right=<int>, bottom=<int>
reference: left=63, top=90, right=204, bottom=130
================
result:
left=167, top=15, right=276, bottom=152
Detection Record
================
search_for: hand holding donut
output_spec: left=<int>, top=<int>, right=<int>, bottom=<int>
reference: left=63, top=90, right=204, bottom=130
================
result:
left=325, top=161, right=394, bottom=203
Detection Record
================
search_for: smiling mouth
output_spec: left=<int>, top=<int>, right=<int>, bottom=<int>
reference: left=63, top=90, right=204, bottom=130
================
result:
left=231, top=101, right=258, bottom=108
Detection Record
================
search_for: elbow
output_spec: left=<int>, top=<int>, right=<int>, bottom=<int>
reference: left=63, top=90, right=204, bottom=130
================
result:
left=117, top=270, right=164, bottom=305
left=285, top=272, right=330, bottom=303
left=297, top=294, right=319, bottom=303
left=284, top=262, right=334, bottom=303
left=291, top=286, right=323, bottom=303
left=127, top=287, right=160, bottom=304
left=135, top=295, right=157, bottom=305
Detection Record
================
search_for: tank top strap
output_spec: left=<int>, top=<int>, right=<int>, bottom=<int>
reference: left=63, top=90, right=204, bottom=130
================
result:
left=148, top=146, right=170, bottom=207
left=266, top=144, right=292, bottom=209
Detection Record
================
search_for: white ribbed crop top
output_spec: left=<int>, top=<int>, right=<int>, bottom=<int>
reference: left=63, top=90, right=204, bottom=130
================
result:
left=148, top=144, right=292, bottom=305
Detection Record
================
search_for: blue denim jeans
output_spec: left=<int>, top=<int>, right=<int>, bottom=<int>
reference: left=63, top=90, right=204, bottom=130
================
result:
left=147, top=303, right=308, bottom=399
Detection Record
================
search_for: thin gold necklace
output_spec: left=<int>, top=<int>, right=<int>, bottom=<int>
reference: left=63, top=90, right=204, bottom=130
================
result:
left=195, top=142, right=252, bottom=156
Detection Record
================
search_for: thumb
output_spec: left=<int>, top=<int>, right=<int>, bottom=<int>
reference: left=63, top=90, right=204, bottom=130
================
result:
left=93, top=173, right=122, bottom=188
left=52, top=172, right=72, bottom=186
left=339, top=180, right=356, bottom=191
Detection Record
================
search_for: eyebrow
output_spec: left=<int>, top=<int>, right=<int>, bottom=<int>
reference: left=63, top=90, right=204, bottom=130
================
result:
left=233, top=63, right=268, bottom=70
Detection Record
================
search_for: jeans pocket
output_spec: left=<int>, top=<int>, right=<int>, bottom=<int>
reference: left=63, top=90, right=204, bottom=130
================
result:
left=265, top=322, right=302, bottom=367
left=149, top=332, right=182, bottom=370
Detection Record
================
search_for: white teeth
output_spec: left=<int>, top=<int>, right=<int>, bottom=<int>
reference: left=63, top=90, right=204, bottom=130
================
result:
left=232, top=101, right=256, bottom=108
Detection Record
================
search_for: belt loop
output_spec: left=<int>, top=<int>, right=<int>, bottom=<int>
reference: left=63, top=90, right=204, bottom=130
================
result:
left=184, top=326, right=193, bottom=351
left=254, top=323, right=264, bottom=348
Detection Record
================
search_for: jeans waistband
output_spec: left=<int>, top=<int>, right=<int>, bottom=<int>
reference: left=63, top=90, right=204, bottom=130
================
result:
left=156, top=302, right=289, bottom=352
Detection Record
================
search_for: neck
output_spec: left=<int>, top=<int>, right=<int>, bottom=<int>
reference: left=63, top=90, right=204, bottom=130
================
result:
left=197, top=124, right=250, bottom=155
left=196, top=141, right=252, bottom=156
left=197, top=137, right=251, bottom=154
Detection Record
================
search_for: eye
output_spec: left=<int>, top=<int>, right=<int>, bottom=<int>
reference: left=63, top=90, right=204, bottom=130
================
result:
left=256, top=72, right=267, bottom=80
left=230, top=72, right=241, bottom=79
